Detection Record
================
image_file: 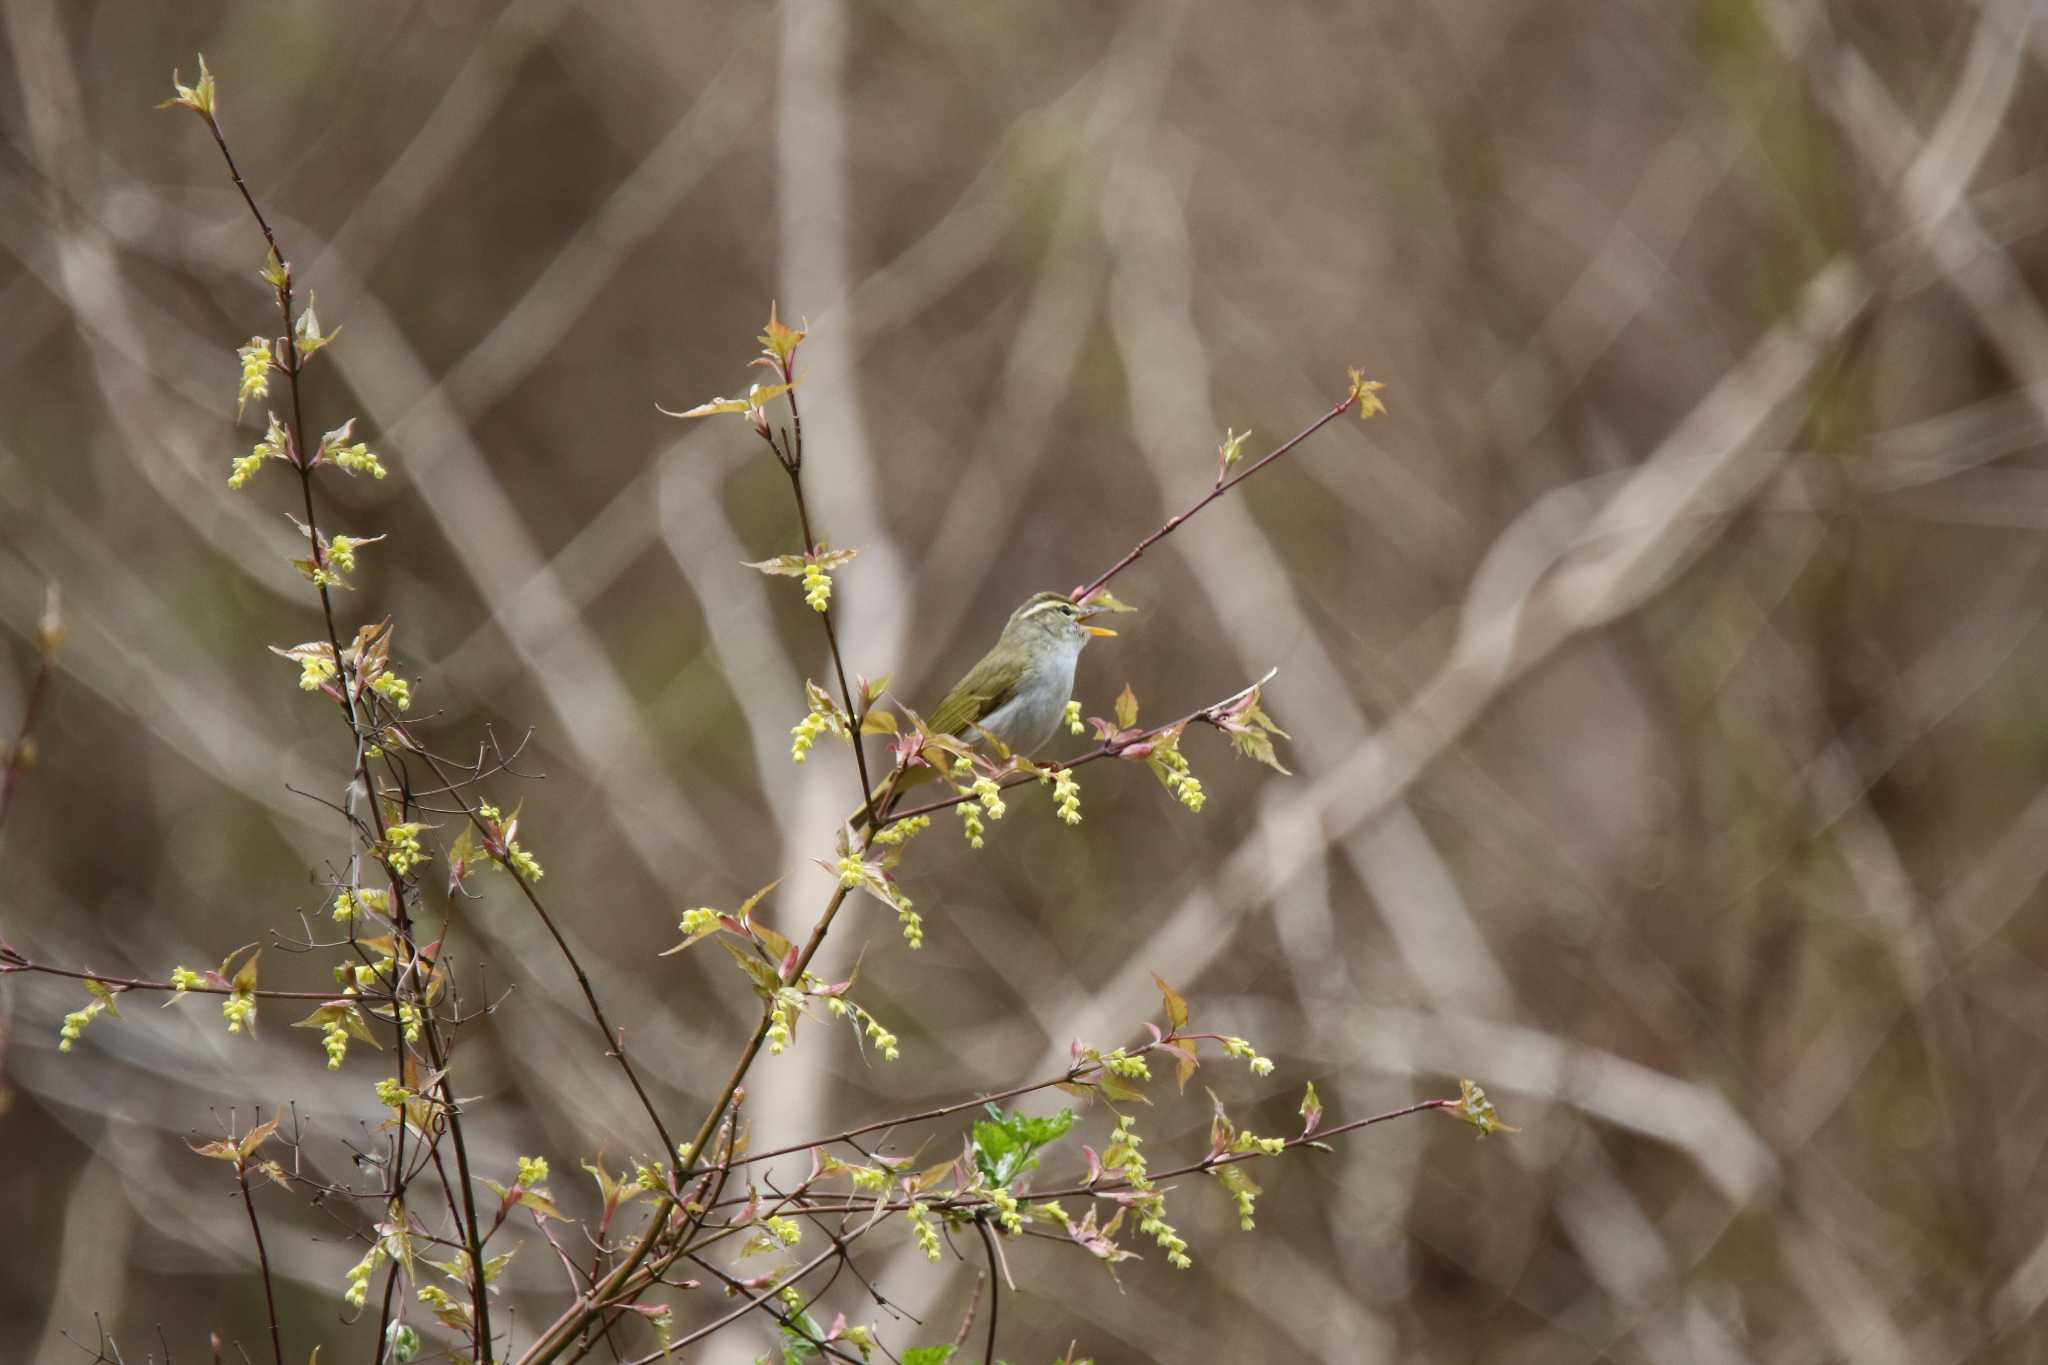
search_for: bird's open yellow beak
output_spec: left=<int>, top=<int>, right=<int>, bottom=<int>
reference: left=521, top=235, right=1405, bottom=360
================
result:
left=1075, top=599, right=1118, bottom=636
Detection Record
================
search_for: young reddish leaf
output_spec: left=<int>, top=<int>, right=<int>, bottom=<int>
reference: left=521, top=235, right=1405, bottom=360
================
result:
left=657, top=380, right=796, bottom=420
left=1208, top=1089, right=1235, bottom=1157
left=742, top=553, right=811, bottom=578
left=447, top=822, right=482, bottom=894
left=230, top=947, right=261, bottom=995
left=1151, top=973, right=1190, bottom=1032
left=517, top=1188, right=569, bottom=1221
left=750, top=920, right=794, bottom=965
left=1299, top=1081, right=1323, bottom=1137
left=237, top=1115, right=281, bottom=1162
left=811, top=545, right=862, bottom=571
left=757, top=303, right=807, bottom=369
left=1161, top=1039, right=1199, bottom=1093
left=735, top=878, right=783, bottom=922
left=904, top=1159, right=957, bottom=1198
left=716, top=937, right=783, bottom=998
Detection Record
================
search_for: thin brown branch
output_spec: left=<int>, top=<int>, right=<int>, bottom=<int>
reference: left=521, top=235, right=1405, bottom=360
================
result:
left=718, top=1039, right=1166, bottom=1173
left=973, top=1219, right=1001, bottom=1364
left=186, top=103, right=498, bottom=1365
left=398, top=739, right=678, bottom=1163
left=1071, top=392, right=1357, bottom=603
left=0, top=955, right=373, bottom=1002
left=232, top=1162, right=285, bottom=1365
left=878, top=673, right=1272, bottom=828
left=772, top=384, right=881, bottom=828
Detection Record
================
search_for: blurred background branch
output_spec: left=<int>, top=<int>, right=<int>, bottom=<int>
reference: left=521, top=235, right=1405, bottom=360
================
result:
left=5, top=0, right=2048, bottom=1361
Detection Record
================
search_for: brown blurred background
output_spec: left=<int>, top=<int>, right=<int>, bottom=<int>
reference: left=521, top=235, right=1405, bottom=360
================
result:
left=6, top=0, right=2048, bottom=1360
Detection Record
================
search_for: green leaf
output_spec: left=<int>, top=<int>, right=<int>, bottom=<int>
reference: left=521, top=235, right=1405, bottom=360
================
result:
left=1114, top=684, right=1139, bottom=730
left=658, top=379, right=796, bottom=420
left=1095, top=1071, right=1150, bottom=1104
left=1451, top=1078, right=1518, bottom=1137
left=743, top=553, right=811, bottom=578
left=1075, top=589, right=1139, bottom=614
left=782, top=1306, right=828, bottom=1359
left=901, top=1348, right=959, bottom=1365
left=718, top=936, right=784, bottom=997
left=736, top=878, right=783, bottom=920
left=971, top=1106, right=1076, bottom=1187
left=231, top=948, right=262, bottom=996
left=83, top=977, right=123, bottom=1019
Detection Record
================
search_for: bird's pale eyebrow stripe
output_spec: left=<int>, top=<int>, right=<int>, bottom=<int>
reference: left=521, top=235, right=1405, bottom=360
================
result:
left=1018, top=598, right=1072, bottom=619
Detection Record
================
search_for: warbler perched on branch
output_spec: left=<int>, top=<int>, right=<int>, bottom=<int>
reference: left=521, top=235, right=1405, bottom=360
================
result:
left=852, top=591, right=1115, bottom=828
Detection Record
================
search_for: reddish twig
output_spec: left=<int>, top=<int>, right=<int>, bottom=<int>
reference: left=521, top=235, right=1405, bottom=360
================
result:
left=232, top=1160, right=286, bottom=1365
left=878, top=673, right=1273, bottom=828
left=0, top=954, right=370, bottom=1002
left=1071, top=391, right=1359, bottom=603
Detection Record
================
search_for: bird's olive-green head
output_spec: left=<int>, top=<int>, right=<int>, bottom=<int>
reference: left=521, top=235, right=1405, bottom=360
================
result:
left=851, top=591, right=1117, bottom=827
left=1000, top=590, right=1118, bottom=651
left=918, top=591, right=1115, bottom=753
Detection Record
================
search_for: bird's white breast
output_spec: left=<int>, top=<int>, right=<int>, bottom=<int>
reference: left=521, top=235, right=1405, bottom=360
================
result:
left=978, top=635, right=1083, bottom=754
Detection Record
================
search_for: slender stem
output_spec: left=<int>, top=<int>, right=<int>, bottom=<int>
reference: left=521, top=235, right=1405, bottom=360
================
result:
left=401, top=742, right=677, bottom=1161
left=193, top=110, right=488, bottom=1365
left=974, top=1219, right=1001, bottom=1365
left=616, top=1222, right=886, bottom=1365
left=777, top=424, right=879, bottom=828
left=679, top=1253, right=868, bottom=1364
left=878, top=674, right=1270, bottom=828
left=371, top=1264, right=403, bottom=1365
left=1071, top=396, right=1354, bottom=603
left=690, top=1098, right=1459, bottom=1225
left=986, top=1098, right=1456, bottom=1205
left=200, top=113, right=349, bottom=668
left=420, top=1004, right=494, bottom=1362
left=723, top=1041, right=1164, bottom=1172
left=0, top=957, right=366, bottom=1001
left=517, top=883, right=853, bottom=1364
left=234, top=1162, right=286, bottom=1365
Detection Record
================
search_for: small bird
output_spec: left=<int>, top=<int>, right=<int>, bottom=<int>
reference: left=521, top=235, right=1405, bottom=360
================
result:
left=854, top=590, right=1115, bottom=827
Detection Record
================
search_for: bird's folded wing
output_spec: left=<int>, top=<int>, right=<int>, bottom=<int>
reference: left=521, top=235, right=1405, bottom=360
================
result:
left=923, top=656, right=1019, bottom=739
